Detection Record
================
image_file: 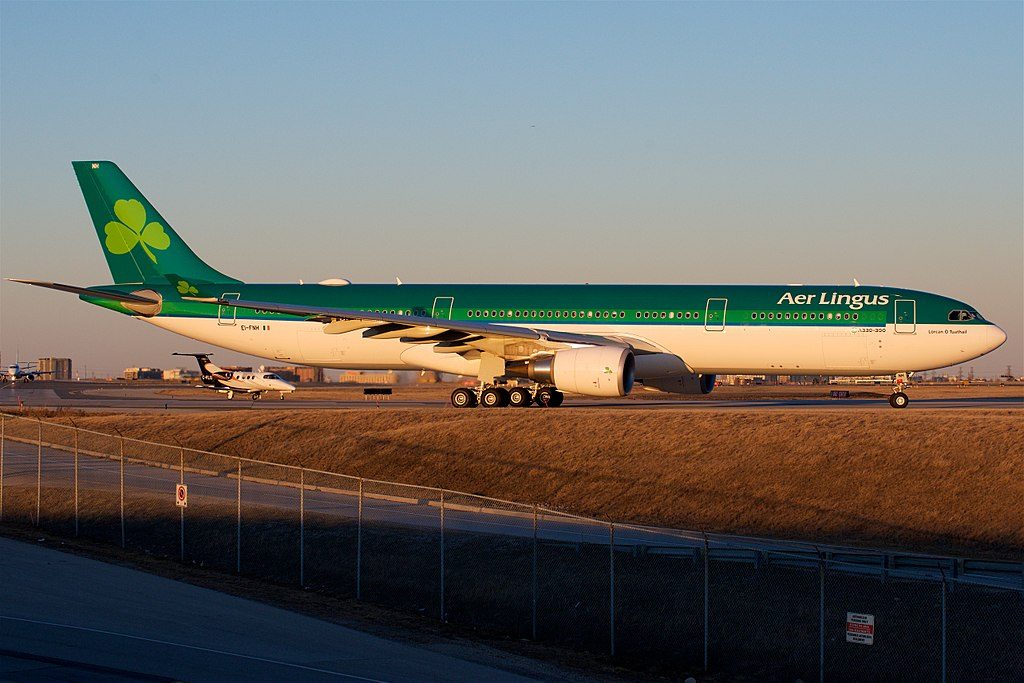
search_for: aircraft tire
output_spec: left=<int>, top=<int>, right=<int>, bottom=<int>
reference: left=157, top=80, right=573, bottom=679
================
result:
left=227, top=391, right=234, bottom=400
left=535, top=387, right=561, bottom=407
left=508, top=387, right=532, bottom=407
left=890, top=391, right=909, bottom=409
left=251, top=392, right=261, bottom=401
left=451, top=387, right=477, bottom=408
left=481, top=387, right=509, bottom=408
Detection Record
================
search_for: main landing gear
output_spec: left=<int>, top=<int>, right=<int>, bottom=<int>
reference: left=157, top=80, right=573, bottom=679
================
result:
left=450, top=384, right=564, bottom=408
left=888, top=372, right=910, bottom=409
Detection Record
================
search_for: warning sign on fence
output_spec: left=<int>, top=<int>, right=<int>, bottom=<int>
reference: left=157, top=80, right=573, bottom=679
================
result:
left=846, top=612, right=874, bottom=645
left=175, top=484, right=188, bottom=508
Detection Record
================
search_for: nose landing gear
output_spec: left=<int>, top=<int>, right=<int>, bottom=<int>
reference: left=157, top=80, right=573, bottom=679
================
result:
left=889, top=372, right=910, bottom=408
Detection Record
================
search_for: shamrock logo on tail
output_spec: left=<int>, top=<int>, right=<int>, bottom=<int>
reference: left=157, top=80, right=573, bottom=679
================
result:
left=176, top=280, right=199, bottom=295
left=104, top=199, right=170, bottom=264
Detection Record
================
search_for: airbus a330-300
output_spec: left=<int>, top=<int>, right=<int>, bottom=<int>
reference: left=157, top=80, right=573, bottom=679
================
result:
left=10, top=161, right=1006, bottom=408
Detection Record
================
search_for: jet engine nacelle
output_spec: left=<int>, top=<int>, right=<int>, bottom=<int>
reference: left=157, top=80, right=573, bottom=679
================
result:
left=641, top=372, right=716, bottom=395
left=507, top=347, right=635, bottom=397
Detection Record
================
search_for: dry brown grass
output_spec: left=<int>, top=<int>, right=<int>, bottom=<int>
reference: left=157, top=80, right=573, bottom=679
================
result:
left=36, top=406, right=1024, bottom=559
left=154, top=381, right=1024, bottom=402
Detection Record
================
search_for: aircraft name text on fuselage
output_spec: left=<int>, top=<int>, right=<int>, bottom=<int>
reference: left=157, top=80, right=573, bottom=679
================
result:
left=776, top=291, right=891, bottom=310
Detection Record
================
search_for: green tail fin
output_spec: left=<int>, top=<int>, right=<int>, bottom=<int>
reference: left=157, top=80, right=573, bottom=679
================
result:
left=72, top=161, right=240, bottom=285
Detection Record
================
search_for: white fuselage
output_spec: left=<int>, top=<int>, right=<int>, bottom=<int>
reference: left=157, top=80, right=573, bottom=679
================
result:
left=145, top=316, right=1005, bottom=378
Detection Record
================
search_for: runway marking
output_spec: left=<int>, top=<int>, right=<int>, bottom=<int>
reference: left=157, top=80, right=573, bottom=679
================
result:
left=0, top=614, right=391, bottom=682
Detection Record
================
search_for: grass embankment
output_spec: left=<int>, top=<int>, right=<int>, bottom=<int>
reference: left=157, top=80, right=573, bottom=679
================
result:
left=153, top=382, right=1024, bottom=402
left=41, top=408, right=1024, bottom=559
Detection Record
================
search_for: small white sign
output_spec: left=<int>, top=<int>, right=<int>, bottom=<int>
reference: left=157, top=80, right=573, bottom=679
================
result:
left=175, top=484, right=188, bottom=508
left=846, top=612, right=874, bottom=645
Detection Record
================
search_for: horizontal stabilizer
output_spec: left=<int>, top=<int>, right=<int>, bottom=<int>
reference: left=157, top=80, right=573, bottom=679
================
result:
left=6, top=278, right=161, bottom=304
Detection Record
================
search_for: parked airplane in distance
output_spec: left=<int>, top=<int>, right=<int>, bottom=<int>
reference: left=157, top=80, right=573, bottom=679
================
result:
left=172, top=353, right=295, bottom=401
left=9, top=161, right=1008, bottom=408
left=1, top=361, right=53, bottom=383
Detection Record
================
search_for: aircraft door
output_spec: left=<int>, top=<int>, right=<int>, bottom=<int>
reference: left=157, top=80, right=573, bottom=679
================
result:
left=894, top=299, right=916, bottom=334
left=705, top=298, right=727, bottom=331
left=218, top=292, right=240, bottom=326
left=432, top=296, right=454, bottom=320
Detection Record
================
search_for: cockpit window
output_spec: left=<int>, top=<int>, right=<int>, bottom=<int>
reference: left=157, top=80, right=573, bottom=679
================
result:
left=948, top=310, right=977, bottom=322
left=263, top=373, right=278, bottom=380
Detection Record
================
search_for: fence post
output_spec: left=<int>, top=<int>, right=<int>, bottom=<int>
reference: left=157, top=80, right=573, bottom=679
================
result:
left=119, top=432, right=125, bottom=547
left=236, top=460, right=241, bottom=574
left=179, top=446, right=185, bottom=562
left=439, top=490, right=445, bottom=622
left=299, top=468, right=305, bottom=587
left=940, top=572, right=947, bottom=683
left=36, top=420, right=42, bottom=526
left=532, top=503, right=538, bottom=640
left=819, top=550, right=825, bottom=683
left=1, top=414, right=5, bottom=521
left=356, top=478, right=363, bottom=600
left=609, top=521, right=616, bottom=657
left=71, top=420, right=79, bottom=537
left=703, top=532, right=710, bottom=672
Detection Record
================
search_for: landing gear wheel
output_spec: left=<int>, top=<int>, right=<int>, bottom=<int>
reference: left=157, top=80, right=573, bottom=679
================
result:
left=251, top=392, right=261, bottom=401
left=451, top=387, right=477, bottom=408
left=890, top=391, right=909, bottom=409
left=535, top=387, right=564, bottom=407
left=508, top=387, right=533, bottom=407
left=226, top=391, right=234, bottom=400
left=480, top=387, right=509, bottom=408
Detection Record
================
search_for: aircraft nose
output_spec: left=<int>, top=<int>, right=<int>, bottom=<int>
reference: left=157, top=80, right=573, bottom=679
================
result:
left=988, top=324, right=1007, bottom=352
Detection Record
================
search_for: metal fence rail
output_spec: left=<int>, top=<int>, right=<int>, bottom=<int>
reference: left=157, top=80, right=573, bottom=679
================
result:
left=1, top=412, right=1021, bottom=680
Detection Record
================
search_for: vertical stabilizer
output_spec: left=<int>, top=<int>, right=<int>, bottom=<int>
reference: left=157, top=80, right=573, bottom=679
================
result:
left=72, top=161, right=240, bottom=285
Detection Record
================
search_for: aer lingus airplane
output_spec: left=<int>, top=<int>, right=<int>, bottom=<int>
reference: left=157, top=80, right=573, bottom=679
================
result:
left=9, top=161, right=1007, bottom=409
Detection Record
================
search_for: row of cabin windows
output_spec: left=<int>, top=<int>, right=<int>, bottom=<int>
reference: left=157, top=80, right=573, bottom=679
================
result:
left=468, top=309, right=626, bottom=319
left=752, top=311, right=859, bottom=321
left=464, top=309, right=704, bottom=320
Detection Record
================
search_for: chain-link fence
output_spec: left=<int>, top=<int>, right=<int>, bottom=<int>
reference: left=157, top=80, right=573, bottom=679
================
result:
left=2, top=413, right=1021, bottom=680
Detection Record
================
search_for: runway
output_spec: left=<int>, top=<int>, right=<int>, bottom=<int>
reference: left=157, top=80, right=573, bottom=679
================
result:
left=0, top=536, right=561, bottom=682
left=2, top=381, right=1021, bottom=412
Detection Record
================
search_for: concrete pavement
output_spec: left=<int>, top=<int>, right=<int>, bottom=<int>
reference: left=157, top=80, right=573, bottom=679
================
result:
left=0, top=536, right=564, bottom=682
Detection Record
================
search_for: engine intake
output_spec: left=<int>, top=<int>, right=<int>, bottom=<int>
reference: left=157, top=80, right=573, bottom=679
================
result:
left=507, top=347, right=635, bottom=397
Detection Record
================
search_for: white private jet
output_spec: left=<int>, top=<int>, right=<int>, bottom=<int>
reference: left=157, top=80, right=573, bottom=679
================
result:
left=172, top=353, right=296, bottom=400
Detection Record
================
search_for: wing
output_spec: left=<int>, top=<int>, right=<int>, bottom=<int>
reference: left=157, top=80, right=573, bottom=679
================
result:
left=188, top=296, right=632, bottom=360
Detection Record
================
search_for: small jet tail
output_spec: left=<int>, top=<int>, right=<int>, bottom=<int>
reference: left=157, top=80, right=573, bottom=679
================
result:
left=172, top=352, right=227, bottom=381
left=72, top=161, right=241, bottom=285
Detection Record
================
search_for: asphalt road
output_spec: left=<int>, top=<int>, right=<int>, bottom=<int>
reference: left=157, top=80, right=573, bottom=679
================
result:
left=0, top=536, right=564, bottom=682
left=2, top=382, right=1021, bottom=412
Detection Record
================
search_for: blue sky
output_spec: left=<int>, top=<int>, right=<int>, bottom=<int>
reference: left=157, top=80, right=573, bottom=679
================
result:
left=1, top=1, right=1021, bottom=376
